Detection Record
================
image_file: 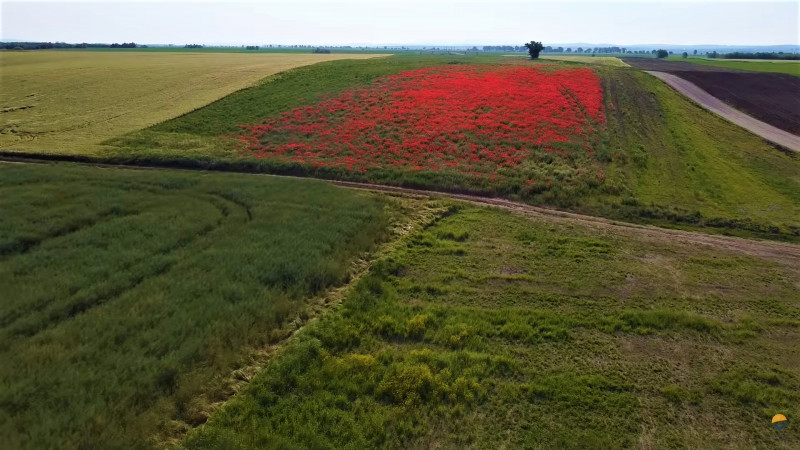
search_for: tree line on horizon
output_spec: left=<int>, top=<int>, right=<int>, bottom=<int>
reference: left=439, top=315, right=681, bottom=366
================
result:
left=1, top=41, right=143, bottom=50
left=3, top=41, right=798, bottom=60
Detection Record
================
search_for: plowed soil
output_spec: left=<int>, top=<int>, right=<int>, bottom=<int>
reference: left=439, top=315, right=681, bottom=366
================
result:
left=624, top=58, right=800, bottom=135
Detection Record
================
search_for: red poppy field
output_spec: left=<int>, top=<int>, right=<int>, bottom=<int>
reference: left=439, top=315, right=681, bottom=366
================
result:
left=233, top=65, right=609, bottom=200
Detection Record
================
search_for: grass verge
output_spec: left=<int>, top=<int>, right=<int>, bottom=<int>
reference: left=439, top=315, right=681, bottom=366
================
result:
left=597, top=67, right=800, bottom=240
left=183, top=204, right=800, bottom=449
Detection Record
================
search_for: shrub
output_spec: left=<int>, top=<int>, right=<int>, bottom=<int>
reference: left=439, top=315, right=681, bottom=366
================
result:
left=377, top=363, right=435, bottom=405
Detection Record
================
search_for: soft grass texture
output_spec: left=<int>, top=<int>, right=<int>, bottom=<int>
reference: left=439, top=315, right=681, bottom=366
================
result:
left=0, top=162, right=406, bottom=449
left=184, top=204, right=800, bottom=449
left=668, top=57, right=800, bottom=76
left=0, top=51, right=385, bottom=154
left=596, top=67, right=800, bottom=238
left=105, top=55, right=800, bottom=239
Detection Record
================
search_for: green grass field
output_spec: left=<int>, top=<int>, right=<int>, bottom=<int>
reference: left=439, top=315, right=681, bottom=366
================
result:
left=0, top=162, right=420, bottom=449
left=598, top=67, right=800, bottom=238
left=668, top=57, right=800, bottom=76
left=183, top=203, right=800, bottom=449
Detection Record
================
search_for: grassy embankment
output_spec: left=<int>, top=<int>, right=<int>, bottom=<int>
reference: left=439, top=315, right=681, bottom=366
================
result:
left=184, top=203, right=800, bottom=449
left=667, top=57, right=800, bottom=76
left=104, top=55, right=800, bottom=240
left=0, top=50, right=385, bottom=154
left=595, top=67, right=800, bottom=239
left=0, top=162, right=420, bottom=449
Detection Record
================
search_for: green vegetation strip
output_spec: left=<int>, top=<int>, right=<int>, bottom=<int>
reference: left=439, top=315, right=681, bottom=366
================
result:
left=0, top=162, right=414, bottom=449
left=185, top=204, right=800, bottom=449
left=597, top=67, right=800, bottom=239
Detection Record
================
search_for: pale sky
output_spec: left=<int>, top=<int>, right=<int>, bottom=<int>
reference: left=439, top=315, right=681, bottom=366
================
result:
left=1, top=0, right=798, bottom=46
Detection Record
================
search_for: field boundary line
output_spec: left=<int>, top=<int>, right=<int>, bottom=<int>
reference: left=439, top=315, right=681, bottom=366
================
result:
left=644, top=70, right=800, bottom=152
left=2, top=154, right=799, bottom=265
left=330, top=180, right=800, bottom=265
left=155, top=198, right=451, bottom=447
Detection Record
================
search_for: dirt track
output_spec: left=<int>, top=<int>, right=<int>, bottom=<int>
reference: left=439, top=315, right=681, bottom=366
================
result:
left=3, top=156, right=799, bottom=266
left=644, top=71, right=800, bottom=152
left=332, top=180, right=800, bottom=266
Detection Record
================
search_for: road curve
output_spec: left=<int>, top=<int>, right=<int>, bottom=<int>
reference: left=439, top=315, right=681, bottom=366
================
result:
left=645, top=71, right=800, bottom=153
left=2, top=156, right=799, bottom=266
left=332, top=180, right=800, bottom=266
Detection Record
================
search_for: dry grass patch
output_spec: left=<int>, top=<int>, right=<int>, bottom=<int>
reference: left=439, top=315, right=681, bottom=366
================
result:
left=541, top=54, right=629, bottom=66
left=0, top=51, right=386, bottom=154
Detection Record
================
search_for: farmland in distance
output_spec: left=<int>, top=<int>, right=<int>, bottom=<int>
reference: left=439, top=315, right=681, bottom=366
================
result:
left=0, top=51, right=386, bottom=154
left=623, top=57, right=800, bottom=134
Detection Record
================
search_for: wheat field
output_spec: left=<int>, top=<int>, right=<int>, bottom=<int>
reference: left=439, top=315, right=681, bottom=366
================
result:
left=541, top=54, right=629, bottom=66
left=0, top=51, right=386, bottom=154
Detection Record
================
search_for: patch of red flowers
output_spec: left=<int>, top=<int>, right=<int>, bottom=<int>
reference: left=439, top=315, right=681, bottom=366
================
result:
left=233, top=65, right=606, bottom=190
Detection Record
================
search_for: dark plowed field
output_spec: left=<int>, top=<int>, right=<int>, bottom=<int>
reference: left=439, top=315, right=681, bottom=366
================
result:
left=624, top=58, right=800, bottom=135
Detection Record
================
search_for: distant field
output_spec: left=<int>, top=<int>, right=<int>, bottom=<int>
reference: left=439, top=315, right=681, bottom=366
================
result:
left=540, top=54, right=629, bottom=66
left=51, top=47, right=394, bottom=54
left=624, top=58, right=800, bottom=134
left=0, top=162, right=412, bottom=449
left=186, top=204, right=800, bottom=449
left=0, top=51, right=385, bottom=154
left=670, top=57, right=800, bottom=76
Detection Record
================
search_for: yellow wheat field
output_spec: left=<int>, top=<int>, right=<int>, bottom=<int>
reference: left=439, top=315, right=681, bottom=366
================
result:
left=0, top=51, right=386, bottom=154
left=540, top=55, right=629, bottom=66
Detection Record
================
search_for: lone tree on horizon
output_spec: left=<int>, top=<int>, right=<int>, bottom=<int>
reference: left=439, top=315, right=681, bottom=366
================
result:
left=524, top=41, right=545, bottom=59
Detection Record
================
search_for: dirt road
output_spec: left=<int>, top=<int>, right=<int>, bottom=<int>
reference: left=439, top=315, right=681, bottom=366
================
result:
left=644, top=71, right=800, bottom=152
left=3, top=156, right=799, bottom=266
left=333, top=180, right=800, bottom=266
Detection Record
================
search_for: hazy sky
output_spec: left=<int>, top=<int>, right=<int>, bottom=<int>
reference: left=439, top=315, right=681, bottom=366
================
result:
left=2, top=0, right=798, bottom=46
